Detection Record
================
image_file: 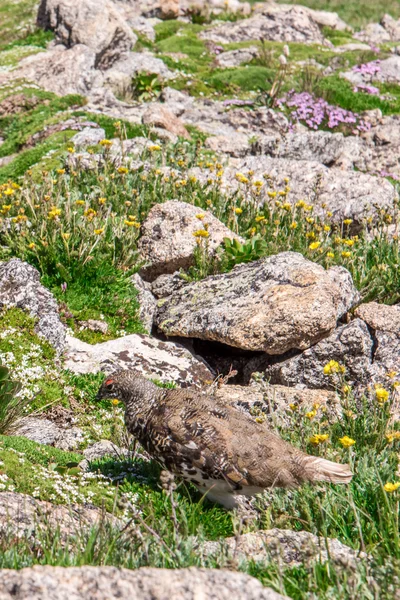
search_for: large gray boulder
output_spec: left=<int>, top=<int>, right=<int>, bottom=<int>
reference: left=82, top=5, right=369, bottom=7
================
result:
left=64, top=333, right=213, bottom=387
left=15, top=417, right=84, bottom=451
left=12, top=44, right=103, bottom=96
left=138, top=201, right=243, bottom=281
left=155, top=252, right=359, bottom=354
left=0, top=492, right=119, bottom=542
left=37, top=0, right=137, bottom=69
left=0, top=566, right=287, bottom=600
left=260, top=319, right=373, bottom=389
left=0, top=259, right=65, bottom=352
left=200, top=6, right=327, bottom=44
left=202, top=529, right=366, bottom=569
left=196, top=156, right=397, bottom=225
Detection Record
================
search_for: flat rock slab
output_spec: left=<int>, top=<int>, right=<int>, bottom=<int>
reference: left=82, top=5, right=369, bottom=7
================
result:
left=138, top=200, right=243, bottom=281
left=156, top=252, right=358, bottom=354
left=15, top=418, right=84, bottom=451
left=0, top=492, right=119, bottom=542
left=0, top=566, right=287, bottom=600
left=64, top=333, right=213, bottom=387
left=202, top=529, right=366, bottom=569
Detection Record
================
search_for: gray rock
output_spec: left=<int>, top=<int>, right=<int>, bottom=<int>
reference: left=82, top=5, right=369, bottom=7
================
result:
left=0, top=259, right=66, bottom=352
left=70, top=127, right=106, bottom=148
left=355, top=302, right=400, bottom=384
left=103, top=51, right=173, bottom=93
left=12, top=44, right=103, bottom=96
left=156, top=252, right=358, bottom=354
left=83, top=440, right=128, bottom=461
left=354, top=23, right=391, bottom=44
left=214, top=383, right=341, bottom=427
left=262, top=319, right=373, bottom=389
left=202, top=529, right=366, bottom=569
left=0, top=492, right=119, bottom=542
left=138, top=200, right=243, bottom=281
left=215, top=46, right=259, bottom=68
left=151, top=272, right=189, bottom=298
left=205, top=156, right=397, bottom=225
left=200, top=6, right=327, bottom=44
left=0, top=565, right=287, bottom=600
left=131, top=273, right=157, bottom=332
left=130, top=17, right=161, bottom=42
left=37, top=0, right=137, bottom=69
left=343, top=56, right=400, bottom=86
left=205, top=133, right=251, bottom=157
left=15, top=418, right=85, bottom=451
left=64, top=333, right=213, bottom=387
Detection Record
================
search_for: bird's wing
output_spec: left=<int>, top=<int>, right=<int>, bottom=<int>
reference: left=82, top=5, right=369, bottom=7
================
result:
left=151, top=388, right=289, bottom=488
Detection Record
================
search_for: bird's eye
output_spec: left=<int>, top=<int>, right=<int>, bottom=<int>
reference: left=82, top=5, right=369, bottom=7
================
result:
left=104, top=377, right=115, bottom=391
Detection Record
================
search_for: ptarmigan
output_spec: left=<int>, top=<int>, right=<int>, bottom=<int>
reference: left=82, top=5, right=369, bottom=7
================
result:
left=97, top=370, right=353, bottom=509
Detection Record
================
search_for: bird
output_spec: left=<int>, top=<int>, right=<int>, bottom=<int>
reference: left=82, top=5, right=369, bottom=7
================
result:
left=97, top=370, right=353, bottom=509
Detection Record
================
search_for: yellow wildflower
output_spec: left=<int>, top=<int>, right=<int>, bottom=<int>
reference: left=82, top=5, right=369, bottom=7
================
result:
left=75, top=200, right=85, bottom=206
left=94, top=228, right=104, bottom=235
left=343, top=239, right=355, bottom=247
left=235, top=173, right=249, bottom=184
left=327, top=252, right=335, bottom=258
left=289, top=403, right=297, bottom=411
left=100, top=139, right=113, bottom=147
left=267, top=191, right=277, bottom=198
left=28, top=243, right=35, bottom=249
left=255, top=215, right=265, bottom=223
left=112, top=399, right=119, bottom=406
left=326, top=211, right=333, bottom=218
left=384, top=482, right=400, bottom=493
left=253, top=180, right=263, bottom=188
left=296, top=200, right=306, bottom=208
left=343, top=219, right=353, bottom=226
left=62, top=233, right=71, bottom=240
left=117, top=167, right=129, bottom=174
left=3, top=188, right=14, bottom=196
left=323, top=360, right=345, bottom=375
left=341, top=251, right=351, bottom=258
left=309, top=434, right=329, bottom=445
left=196, top=214, right=205, bottom=220
left=57, top=169, right=65, bottom=175
left=309, top=241, right=321, bottom=250
left=282, top=203, right=291, bottom=211
left=67, top=147, right=75, bottom=153
left=290, top=222, right=298, bottom=229
left=375, top=386, right=389, bottom=404
left=339, top=436, right=355, bottom=447
left=193, top=229, right=209, bottom=238
left=306, top=217, right=314, bottom=224
left=235, top=208, right=243, bottom=215
left=48, top=207, right=62, bottom=220
left=84, top=208, right=97, bottom=219
left=305, top=410, right=317, bottom=420
left=98, top=197, right=107, bottom=205
left=1, top=205, right=11, bottom=212
left=324, top=225, right=331, bottom=232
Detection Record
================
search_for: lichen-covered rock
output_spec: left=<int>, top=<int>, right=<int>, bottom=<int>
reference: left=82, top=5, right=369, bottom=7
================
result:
left=261, top=319, right=373, bottom=389
left=70, top=127, right=106, bottom=148
left=0, top=259, right=66, bottom=352
left=0, top=565, right=287, bottom=600
left=215, top=383, right=341, bottom=427
left=12, top=44, right=103, bottom=96
left=202, top=529, right=366, bottom=569
left=64, top=333, right=213, bottom=387
left=200, top=6, right=327, bottom=44
left=0, top=492, right=119, bottom=542
left=151, top=272, right=189, bottom=298
left=355, top=302, right=400, bottom=383
left=37, top=0, right=137, bottom=69
left=131, top=273, right=157, bottom=332
left=215, top=46, right=259, bottom=68
left=138, top=200, right=243, bottom=281
left=15, top=418, right=84, bottom=451
left=142, top=105, right=190, bottom=139
left=103, top=52, right=173, bottom=93
left=202, top=156, right=397, bottom=225
left=156, top=252, right=359, bottom=353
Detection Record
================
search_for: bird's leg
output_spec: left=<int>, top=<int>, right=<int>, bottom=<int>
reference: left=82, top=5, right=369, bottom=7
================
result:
left=160, top=470, right=179, bottom=534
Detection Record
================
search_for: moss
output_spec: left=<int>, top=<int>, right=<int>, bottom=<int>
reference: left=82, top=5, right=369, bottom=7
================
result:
left=0, top=45, right=44, bottom=68
left=70, top=111, right=149, bottom=140
left=0, top=0, right=38, bottom=48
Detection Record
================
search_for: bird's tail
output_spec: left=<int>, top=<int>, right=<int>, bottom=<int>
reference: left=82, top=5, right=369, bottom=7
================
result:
left=303, top=456, right=353, bottom=484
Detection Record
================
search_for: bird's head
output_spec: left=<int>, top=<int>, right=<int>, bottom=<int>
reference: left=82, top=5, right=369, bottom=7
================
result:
left=96, top=369, right=159, bottom=410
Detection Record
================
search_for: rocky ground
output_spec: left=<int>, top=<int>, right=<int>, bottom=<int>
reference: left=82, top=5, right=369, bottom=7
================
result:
left=1, top=0, right=400, bottom=598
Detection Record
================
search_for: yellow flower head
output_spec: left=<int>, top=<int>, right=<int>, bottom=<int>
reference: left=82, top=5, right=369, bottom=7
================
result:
left=235, top=173, right=249, bottom=184
left=384, top=482, right=400, bottom=493
left=234, top=208, right=243, bottom=215
left=75, top=200, right=85, bottom=206
left=309, top=434, right=329, bottom=445
left=62, top=233, right=71, bottom=240
left=290, top=222, right=298, bottom=229
left=339, top=435, right=355, bottom=448
left=3, top=188, right=14, bottom=196
left=343, top=219, right=353, bottom=226
left=296, top=200, right=306, bottom=209
left=48, top=207, right=62, bottom=220
left=84, top=208, right=97, bottom=219
left=196, top=213, right=205, bottom=220
left=67, top=147, right=75, bottom=153
left=282, top=203, right=291, bottom=211
left=305, top=410, right=317, bottom=420
left=193, top=229, right=209, bottom=238
left=324, top=225, right=331, bottom=232
left=112, top=398, right=119, bottom=406
left=28, top=242, right=36, bottom=249
left=323, top=360, right=346, bottom=376
left=255, top=215, right=265, bottom=223
left=100, top=139, right=113, bottom=147
left=341, top=251, right=351, bottom=258
left=94, top=228, right=104, bottom=235
left=375, top=386, right=389, bottom=404
left=149, top=144, right=161, bottom=151
left=309, top=241, right=321, bottom=250
left=117, top=167, right=129, bottom=174
left=289, top=403, right=297, bottom=411
left=98, top=197, right=107, bottom=205
left=57, top=169, right=65, bottom=175
left=267, top=191, right=277, bottom=198
left=327, top=252, right=335, bottom=259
